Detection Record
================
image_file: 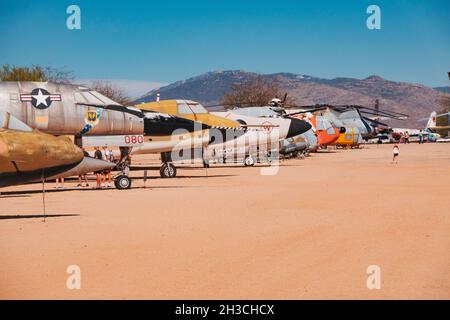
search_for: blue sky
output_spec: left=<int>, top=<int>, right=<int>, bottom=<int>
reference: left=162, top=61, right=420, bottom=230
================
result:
left=1, top=0, right=449, bottom=92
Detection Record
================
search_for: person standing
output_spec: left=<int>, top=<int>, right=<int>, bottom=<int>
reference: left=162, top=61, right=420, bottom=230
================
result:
left=404, top=131, right=410, bottom=144
left=77, top=147, right=90, bottom=188
left=419, top=129, right=424, bottom=144
left=102, top=146, right=114, bottom=188
left=392, top=144, right=400, bottom=164
left=55, top=178, right=64, bottom=189
left=94, top=146, right=103, bottom=189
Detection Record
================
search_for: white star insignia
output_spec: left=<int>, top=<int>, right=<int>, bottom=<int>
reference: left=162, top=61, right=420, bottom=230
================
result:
left=33, top=89, right=49, bottom=107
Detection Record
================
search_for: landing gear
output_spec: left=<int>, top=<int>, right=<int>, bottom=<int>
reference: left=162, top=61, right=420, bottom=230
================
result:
left=114, top=147, right=132, bottom=189
left=160, top=163, right=177, bottom=178
left=115, top=175, right=131, bottom=189
left=159, top=151, right=177, bottom=178
left=244, top=155, right=255, bottom=166
left=297, top=151, right=306, bottom=159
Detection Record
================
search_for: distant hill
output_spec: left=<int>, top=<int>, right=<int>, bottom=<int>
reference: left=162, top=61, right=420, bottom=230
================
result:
left=434, top=86, right=450, bottom=94
left=134, top=70, right=450, bottom=127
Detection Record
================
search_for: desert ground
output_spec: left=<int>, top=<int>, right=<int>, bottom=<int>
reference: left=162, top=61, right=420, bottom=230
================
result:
left=0, top=143, right=449, bottom=299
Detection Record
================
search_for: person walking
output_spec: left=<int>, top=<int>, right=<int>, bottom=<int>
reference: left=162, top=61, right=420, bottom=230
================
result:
left=392, top=144, right=400, bottom=164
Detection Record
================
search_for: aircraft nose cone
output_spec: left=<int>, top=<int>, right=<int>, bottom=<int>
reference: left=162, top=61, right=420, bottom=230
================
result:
left=46, top=157, right=116, bottom=180
left=78, top=157, right=116, bottom=173
left=287, top=118, right=312, bottom=138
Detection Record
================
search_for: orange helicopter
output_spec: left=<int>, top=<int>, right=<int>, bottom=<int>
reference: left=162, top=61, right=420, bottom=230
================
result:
left=289, top=112, right=340, bottom=148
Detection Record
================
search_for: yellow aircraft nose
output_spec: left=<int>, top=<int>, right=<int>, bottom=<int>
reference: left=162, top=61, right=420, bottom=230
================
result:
left=0, top=130, right=83, bottom=174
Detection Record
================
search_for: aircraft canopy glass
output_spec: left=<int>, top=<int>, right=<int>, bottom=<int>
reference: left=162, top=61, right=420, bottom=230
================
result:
left=178, top=102, right=208, bottom=114
left=178, top=103, right=193, bottom=115
left=187, top=102, right=208, bottom=114
left=74, top=90, right=122, bottom=106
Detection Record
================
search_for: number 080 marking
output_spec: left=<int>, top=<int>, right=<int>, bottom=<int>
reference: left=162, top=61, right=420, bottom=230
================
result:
left=124, top=135, right=144, bottom=144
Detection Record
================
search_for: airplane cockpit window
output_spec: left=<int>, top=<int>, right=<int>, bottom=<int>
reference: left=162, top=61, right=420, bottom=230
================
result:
left=0, top=112, right=32, bottom=132
left=89, top=90, right=121, bottom=105
left=326, top=126, right=335, bottom=135
left=178, top=103, right=193, bottom=115
left=316, top=118, right=325, bottom=130
left=187, top=103, right=208, bottom=114
left=322, top=119, right=336, bottom=134
left=325, top=112, right=343, bottom=127
left=74, top=90, right=121, bottom=106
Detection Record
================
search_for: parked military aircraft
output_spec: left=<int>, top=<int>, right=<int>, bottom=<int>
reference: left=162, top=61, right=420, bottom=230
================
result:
left=287, top=104, right=407, bottom=148
left=136, top=100, right=309, bottom=167
left=288, top=112, right=340, bottom=149
left=0, top=82, right=213, bottom=184
left=210, top=106, right=312, bottom=161
left=390, top=111, right=450, bottom=142
left=210, top=109, right=311, bottom=165
left=393, top=111, right=449, bottom=134
left=0, top=111, right=113, bottom=188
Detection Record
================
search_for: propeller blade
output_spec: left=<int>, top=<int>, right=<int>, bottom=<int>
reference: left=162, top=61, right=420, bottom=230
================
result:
left=284, top=105, right=330, bottom=115
left=362, top=116, right=388, bottom=127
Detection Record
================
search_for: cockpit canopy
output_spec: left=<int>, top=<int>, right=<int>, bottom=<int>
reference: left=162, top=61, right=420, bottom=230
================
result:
left=74, top=87, right=122, bottom=106
left=177, top=100, right=208, bottom=115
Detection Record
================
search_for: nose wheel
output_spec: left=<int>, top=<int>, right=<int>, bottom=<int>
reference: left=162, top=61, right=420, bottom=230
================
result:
left=160, top=163, right=177, bottom=178
left=114, top=175, right=132, bottom=189
left=244, top=155, right=255, bottom=166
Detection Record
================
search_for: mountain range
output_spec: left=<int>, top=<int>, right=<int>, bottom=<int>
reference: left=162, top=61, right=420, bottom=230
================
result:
left=133, top=71, right=450, bottom=127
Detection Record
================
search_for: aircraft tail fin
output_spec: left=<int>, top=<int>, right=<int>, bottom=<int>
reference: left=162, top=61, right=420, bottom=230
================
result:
left=426, top=111, right=437, bottom=129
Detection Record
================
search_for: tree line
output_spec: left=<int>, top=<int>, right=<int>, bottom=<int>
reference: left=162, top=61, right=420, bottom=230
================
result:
left=0, top=64, right=130, bottom=105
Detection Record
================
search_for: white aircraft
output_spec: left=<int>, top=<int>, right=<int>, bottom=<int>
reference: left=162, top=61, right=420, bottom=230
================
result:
left=391, top=111, right=449, bottom=140
left=210, top=109, right=311, bottom=165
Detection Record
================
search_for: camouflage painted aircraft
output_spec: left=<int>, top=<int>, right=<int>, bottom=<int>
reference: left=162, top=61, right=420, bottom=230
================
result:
left=0, top=112, right=113, bottom=188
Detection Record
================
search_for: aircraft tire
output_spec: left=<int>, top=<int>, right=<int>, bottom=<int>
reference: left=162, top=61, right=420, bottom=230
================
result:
left=244, top=155, right=255, bottom=167
left=160, top=163, right=177, bottom=178
left=115, top=175, right=132, bottom=189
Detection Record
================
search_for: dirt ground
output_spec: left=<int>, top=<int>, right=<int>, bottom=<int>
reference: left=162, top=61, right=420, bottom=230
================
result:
left=1, top=143, right=449, bottom=299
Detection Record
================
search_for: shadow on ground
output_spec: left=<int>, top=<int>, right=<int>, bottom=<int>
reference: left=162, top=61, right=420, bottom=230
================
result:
left=0, top=214, right=80, bottom=220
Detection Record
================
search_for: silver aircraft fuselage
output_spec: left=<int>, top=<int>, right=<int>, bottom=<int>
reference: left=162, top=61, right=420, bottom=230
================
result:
left=0, top=81, right=144, bottom=136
